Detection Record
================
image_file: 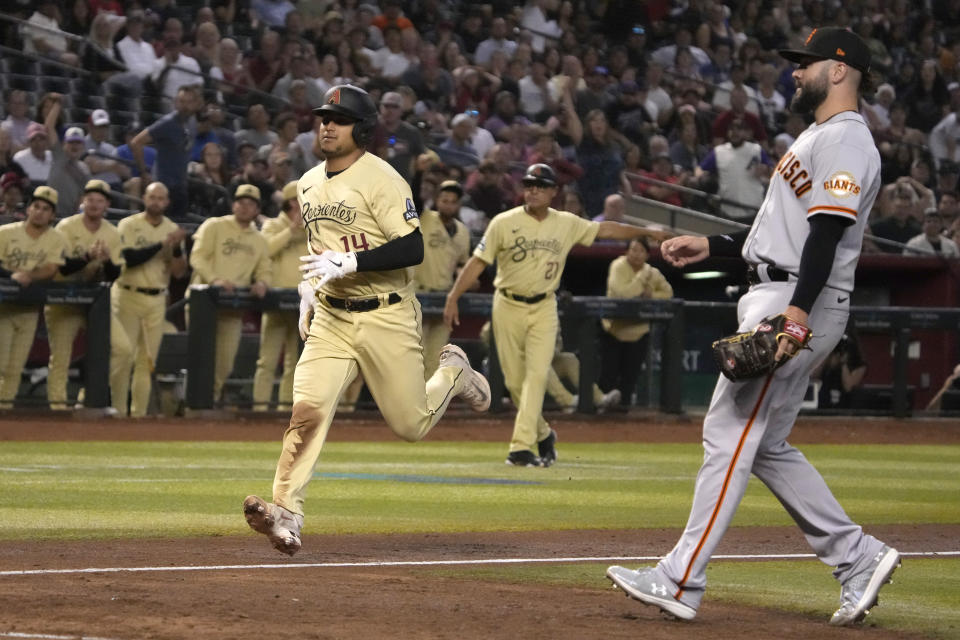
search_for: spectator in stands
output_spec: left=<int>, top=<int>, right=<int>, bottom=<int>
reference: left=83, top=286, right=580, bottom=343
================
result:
left=192, top=21, right=221, bottom=73
left=48, top=124, right=91, bottom=218
left=712, top=85, right=767, bottom=147
left=273, top=53, right=324, bottom=105
left=935, top=161, right=959, bottom=199
left=484, top=91, right=532, bottom=143
left=236, top=104, right=279, bottom=150
left=939, top=190, right=960, bottom=228
left=34, top=93, right=67, bottom=141
left=862, top=83, right=896, bottom=133
left=370, top=91, right=425, bottom=183
left=13, top=123, right=53, bottom=184
left=930, top=103, right=960, bottom=171
left=23, top=0, right=80, bottom=67
left=666, top=47, right=703, bottom=88
left=465, top=158, right=516, bottom=222
left=85, top=12, right=139, bottom=96
left=633, top=153, right=683, bottom=208
left=213, top=38, right=251, bottom=99
left=699, top=41, right=734, bottom=86
left=643, top=62, right=672, bottom=126
left=0, top=130, right=26, bottom=181
left=438, top=113, right=481, bottom=170
left=372, top=0, right=414, bottom=32
left=62, top=0, right=92, bottom=37
left=0, top=172, right=28, bottom=220
left=151, top=38, right=202, bottom=108
left=606, top=81, right=654, bottom=146
left=755, top=63, right=787, bottom=135
left=527, top=128, right=582, bottom=207
left=592, top=193, right=627, bottom=223
left=116, top=10, right=158, bottom=81
left=371, top=25, right=405, bottom=78
left=402, top=45, right=455, bottom=108
left=670, top=116, right=710, bottom=176
left=518, top=56, right=557, bottom=123
left=313, top=54, right=343, bottom=96
left=903, top=209, right=960, bottom=257
left=577, top=109, right=630, bottom=218
left=651, top=25, right=710, bottom=69
left=251, top=0, right=296, bottom=28
left=694, top=117, right=771, bottom=221
left=521, top=0, right=562, bottom=54
left=188, top=142, right=231, bottom=217
left=453, top=67, right=499, bottom=122
left=903, top=58, right=951, bottom=132
left=2, top=91, right=37, bottom=153
left=247, top=30, right=283, bottom=93
left=130, top=84, right=203, bottom=221
left=599, top=238, right=672, bottom=407
left=475, top=17, right=518, bottom=67
left=355, top=4, right=384, bottom=50
left=871, top=179, right=925, bottom=252
left=198, top=101, right=238, bottom=170
left=574, top=65, right=613, bottom=121
left=84, top=110, right=129, bottom=191
left=229, top=156, right=275, bottom=214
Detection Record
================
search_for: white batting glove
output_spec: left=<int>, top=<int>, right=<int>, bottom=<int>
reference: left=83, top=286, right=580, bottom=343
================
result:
left=299, top=250, right=358, bottom=288
left=297, top=280, right=316, bottom=341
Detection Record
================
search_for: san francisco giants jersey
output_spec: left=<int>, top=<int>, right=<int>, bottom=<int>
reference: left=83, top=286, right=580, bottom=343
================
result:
left=0, top=221, right=67, bottom=273
left=743, top=112, right=880, bottom=293
left=54, top=214, right=123, bottom=282
left=414, top=209, right=470, bottom=292
left=298, top=152, right=420, bottom=297
left=189, top=216, right=272, bottom=287
left=116, top=212, right=181, bottom=290
left=262, top=212, right=308, bottom=288
left=475, top=206, right=599, bottom=296
left=602, top=257, right=673, bottom=342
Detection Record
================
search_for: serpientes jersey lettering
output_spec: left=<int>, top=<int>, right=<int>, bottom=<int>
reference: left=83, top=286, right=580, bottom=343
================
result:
left=475, top=206, right=599, bottom=295
left=262, top=211, right=308, bottom=288
left=0, top=221, right=67, bottom=272
left=743, top=112, right=880, bottom=292
left=189, top=216, right=272, bottom=286
left=54, top=214, right=123, bottom=282
left=298, top=152, right=420, bottom=297
left=116, top=212, right=180, bottom=289
left=414, top=209, right=470, bottom=292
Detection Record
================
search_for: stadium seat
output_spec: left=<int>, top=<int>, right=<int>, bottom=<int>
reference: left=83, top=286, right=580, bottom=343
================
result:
left=40, top=63, right=75, bottom=78
left=1, top=58, right=37, bottom=75
left=6, top=74, right=37, bottom=92
left=40, top=76, right=72, bottom=94
left=72, top=93, right=106, bottom=110
left=106, top=95, right=139, bottom=112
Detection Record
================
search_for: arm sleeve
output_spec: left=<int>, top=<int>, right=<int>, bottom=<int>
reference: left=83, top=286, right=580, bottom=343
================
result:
left=355, top=228, right=424, bottom=272
left=60, top=256, right=90, bottom=275
left=121, top=243, right=163, bottom=267
left=0, top=266, right=11, bottom=278
left=707, top=228, right=750, bottom=257
left=103, top=260, right=121, bottom=281
left=788, top=214, right=852, bottom=313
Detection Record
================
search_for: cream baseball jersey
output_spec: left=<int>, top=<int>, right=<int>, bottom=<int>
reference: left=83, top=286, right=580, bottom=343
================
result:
left=116, top=213, right=181, bottom=289
left=262, top=212, right=308, bottom=288
left=54, top=214, right=123, bottom=282
left=0, top=221, right=67, bottom=272
left=189, top=216, right=272, bottom=286
left=414, top=209, right=470, bottom=292
left=743, top=112, right=881, bottom=293
left=475, top=206, right=599, bottom=295
left=298, top=152, right=420, bottom=297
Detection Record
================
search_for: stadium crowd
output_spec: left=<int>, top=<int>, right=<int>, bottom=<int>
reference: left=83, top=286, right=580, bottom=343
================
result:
left=2, top=0, right=960, bottom=411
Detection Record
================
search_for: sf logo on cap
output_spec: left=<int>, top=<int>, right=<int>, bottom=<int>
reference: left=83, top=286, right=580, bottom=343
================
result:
left=328, top=88, right=341, bottom=105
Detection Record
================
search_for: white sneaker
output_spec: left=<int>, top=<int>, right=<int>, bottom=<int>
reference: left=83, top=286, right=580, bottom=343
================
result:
left=599, top=389, right=621, bottom=409
left=607, top=565, right=697, bottom=621
left=563, top=395, right=578, bottom=414
left=830, top=546, right=900, bottom=626
left=438, top=344, right=491, bottom=412
left=242, top=495, right=304, bottom=556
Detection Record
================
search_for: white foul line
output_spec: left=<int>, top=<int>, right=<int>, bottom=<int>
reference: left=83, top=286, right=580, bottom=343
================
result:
left=0, top=551, right=957, bottom=578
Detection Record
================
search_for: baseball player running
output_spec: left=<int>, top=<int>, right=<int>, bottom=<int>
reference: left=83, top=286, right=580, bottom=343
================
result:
left=110, top=182, right=188, bottom=417
left=414, top=179, right=471, bottom=378
left=0, top=186, right=67, bottom=408
left=444, top=163, right=667, bottom=467
left=189, top=184, right=272, bottom=404
left=45, top=180, right=123, bottom=410
left=607, top=28, right=900, bottom=626
left=243, top=85, right=490, bottom=555
left=252, top=181, right=306, bottom=410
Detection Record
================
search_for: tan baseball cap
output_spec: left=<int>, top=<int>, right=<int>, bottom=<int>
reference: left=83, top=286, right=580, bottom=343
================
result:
left=438, top=180, right=463, bottom=197
left=234, top=183, right=261, bottom=204
left=84, top=179, right=111, bottom=198
left=31, top=185, right=58, bottom=208
left=281, top=181, right=298, bottom=202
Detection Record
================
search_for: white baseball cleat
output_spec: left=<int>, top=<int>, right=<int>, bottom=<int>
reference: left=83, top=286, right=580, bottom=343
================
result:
left=242, top=495, right=304, bottom=556
left=830, top=545, right=900, bottom=626
left=438, top=344, right=491, bottom=412
left=606, top=566, right=697, bottom=621
left=598, top=389, right=622, bottom=410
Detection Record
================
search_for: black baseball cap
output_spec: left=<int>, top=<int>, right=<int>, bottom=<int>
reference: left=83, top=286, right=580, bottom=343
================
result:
left=779, top=27, right=871, bottom=74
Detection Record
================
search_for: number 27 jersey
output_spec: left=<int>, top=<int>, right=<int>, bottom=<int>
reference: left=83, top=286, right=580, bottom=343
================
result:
left=298, top=152, right=421, bottom=297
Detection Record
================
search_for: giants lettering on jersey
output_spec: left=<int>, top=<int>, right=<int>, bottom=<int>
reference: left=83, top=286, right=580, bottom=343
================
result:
left=301, top=200, right=358, bottom=226
left=823, top=171, right=861, bottom=197
left=774, top=151, right=813, bottom=198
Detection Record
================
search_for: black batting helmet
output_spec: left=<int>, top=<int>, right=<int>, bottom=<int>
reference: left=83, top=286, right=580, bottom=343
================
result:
left=314, top=84, right=379, bottom=148
left=521, top=163, right=558, bottom=187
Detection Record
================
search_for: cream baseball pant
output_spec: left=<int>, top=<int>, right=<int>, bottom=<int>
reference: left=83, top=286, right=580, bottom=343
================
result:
left=252, top=311, right=300, bottom=410
left=213, top=311, right=245, bottom=404
left=271, top=293, right=465, bottom=516
left=420, top=313, right=451, bottom=379
left=109, top=285, right=164, bottom=417
left=0, top=305, right=39, bottom=407
left=546, top=350, right=606, bottom=408
left=492, top=292, right=555, bottom=453
left=44, top=304, right=86, bottom=409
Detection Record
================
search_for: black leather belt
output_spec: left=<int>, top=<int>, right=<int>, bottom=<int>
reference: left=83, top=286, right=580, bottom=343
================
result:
left=120, top=283, right=166, bottom=295
left=746, top=264, right=790, bottom=286
left=500, top=289, right=547, bottom=304
left=326, top=292, right=401, bottom=312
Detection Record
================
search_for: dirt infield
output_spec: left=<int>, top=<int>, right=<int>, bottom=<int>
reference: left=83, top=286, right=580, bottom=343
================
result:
left=0, top=413, right=956, bottom=639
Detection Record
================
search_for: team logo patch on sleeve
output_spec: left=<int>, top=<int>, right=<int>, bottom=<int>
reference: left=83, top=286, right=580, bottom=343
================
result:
left=403, top=198, right=419, bottom=221
left=823, top=171, right=861, bottom=198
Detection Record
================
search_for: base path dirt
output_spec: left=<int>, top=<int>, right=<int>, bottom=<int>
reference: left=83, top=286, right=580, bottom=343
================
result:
left=0, top=412, right=955, bottom=639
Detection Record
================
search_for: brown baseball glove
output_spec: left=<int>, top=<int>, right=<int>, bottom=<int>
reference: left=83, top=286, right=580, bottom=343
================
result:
left=712, top=314, right=812, bottom=381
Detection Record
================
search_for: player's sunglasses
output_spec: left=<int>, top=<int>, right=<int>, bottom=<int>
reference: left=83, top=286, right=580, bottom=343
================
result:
left=320, top=113, right=357, bottom=126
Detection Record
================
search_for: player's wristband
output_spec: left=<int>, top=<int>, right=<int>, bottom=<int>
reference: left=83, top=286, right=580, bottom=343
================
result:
left=707, top=229, right=749, bottom=258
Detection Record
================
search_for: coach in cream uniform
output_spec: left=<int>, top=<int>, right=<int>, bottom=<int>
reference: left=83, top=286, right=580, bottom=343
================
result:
left=111, top=182, right=188, bottom=417
left=252, top=181, right=306, bottom=410
left=189, top=184, right=272, bottom=403
left=45, top=179, right=123, bottom=409
left=0, top=186, right=67, bottom=408
left=444, top=164, right=667, bottom=467
left=414, top=180, right=471, bottom=377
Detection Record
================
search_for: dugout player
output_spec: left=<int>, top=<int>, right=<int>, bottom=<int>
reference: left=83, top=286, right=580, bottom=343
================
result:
left=444, top=163, right=668, bottom=467
left=414, top=179, right=471, bottom=378
left=606, top=28, right=900, bottom=626
left=252, top=181, right=305, bottom=411
left=189, top=184, right=272, bottom=403
left=110, top=182, right=188, bottom=417
left=0, top=186, right=67, bottom=408
left=45, top=180, right=123, bottom=410
left=243, top=85, right=491, bottom=556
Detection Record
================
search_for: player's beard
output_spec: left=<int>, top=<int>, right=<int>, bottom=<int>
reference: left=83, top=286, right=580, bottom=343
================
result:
left=790, top=68, right=828, bottom=115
